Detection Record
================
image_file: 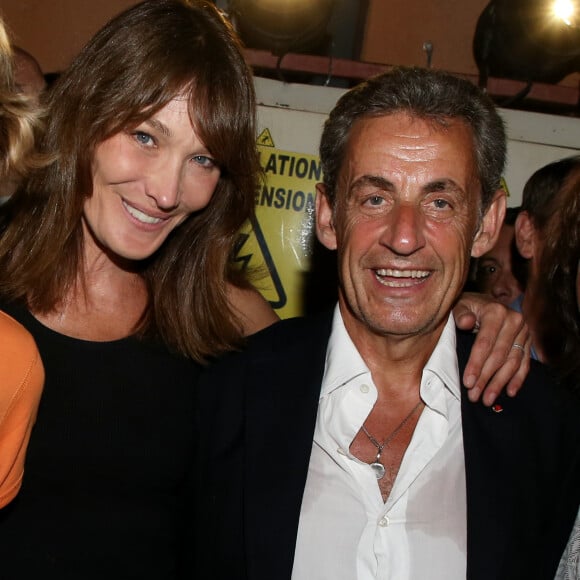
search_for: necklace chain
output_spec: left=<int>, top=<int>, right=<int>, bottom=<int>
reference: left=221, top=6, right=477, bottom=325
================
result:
left=361, top=400, right=423, bottom=457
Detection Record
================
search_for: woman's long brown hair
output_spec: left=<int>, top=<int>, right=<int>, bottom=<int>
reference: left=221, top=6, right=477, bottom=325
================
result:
left=0, top=0, right=261, bottom=363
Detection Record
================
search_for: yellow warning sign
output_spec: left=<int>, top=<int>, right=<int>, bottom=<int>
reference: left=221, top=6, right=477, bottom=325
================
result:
left=500, top=176, right=510, bottom=197
left=257, top=128, right=275, bottom=148
left=234, top=136, right=321, bottom=319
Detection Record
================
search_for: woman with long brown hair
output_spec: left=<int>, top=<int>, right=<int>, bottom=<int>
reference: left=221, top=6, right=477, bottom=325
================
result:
left=507, top=159, right=580, bottom=578
left=537, top=166, right=580, bottom=580
left=532, top=163, right=580, bottom=389
left=0, top=1, right=275, bottom=576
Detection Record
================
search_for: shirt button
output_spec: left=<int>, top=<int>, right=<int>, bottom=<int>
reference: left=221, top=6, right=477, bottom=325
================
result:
left=360, top=383, right=370, bottom=394
left=337, top=447, right=347, bottom=456
left=378, top=517, right=389, bottom=527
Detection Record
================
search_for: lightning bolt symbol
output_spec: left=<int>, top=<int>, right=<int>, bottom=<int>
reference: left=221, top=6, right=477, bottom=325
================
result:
left=233, top=232, right=253, bottom=271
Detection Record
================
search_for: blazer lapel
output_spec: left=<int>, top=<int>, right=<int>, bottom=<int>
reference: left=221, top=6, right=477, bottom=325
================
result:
left=461, top=396, right=522, bottom=579
left=457, top=331, right=524, bottom=579
left=456, top=331, right=575, bottom=580
left=244, top=314, right=332, bottom=580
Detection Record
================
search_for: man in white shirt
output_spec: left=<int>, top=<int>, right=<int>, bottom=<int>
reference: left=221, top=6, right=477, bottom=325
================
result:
left=196, top=67, right=580, bottom=580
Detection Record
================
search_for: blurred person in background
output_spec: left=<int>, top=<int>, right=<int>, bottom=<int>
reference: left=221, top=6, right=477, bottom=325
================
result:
left=0, top=17, right=45, bottom=509
left=510, top=158, right=580, bottom=579
left=537, top=166, right=580, bottom=579
left=13, top=46, right=46, bottom=103
left=513, top=156, right=580, bottom=363
left=0, top=44, right=46, bottom=201
left=473, top=205, right=525, bottom=306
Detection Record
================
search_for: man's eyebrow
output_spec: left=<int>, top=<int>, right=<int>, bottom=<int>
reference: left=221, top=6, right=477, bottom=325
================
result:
left=144, top=117, right=171, bottom=137
left=350, top=175, right=466, bottom=195
left=350, top=174, right=395, bottom=192
left=422, top=179, right=464, bottom=195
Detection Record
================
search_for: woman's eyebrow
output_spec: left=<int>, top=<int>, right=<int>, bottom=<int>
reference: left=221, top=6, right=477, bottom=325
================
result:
left=144, top=117, right=171, bottom=137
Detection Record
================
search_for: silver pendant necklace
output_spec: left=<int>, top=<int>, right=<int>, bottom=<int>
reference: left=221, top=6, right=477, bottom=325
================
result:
left=360, top=400, right=423, bottom=480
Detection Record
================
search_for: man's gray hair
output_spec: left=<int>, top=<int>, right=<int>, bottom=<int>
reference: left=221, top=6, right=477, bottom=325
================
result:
left=319, top=66, right=506, bottom=211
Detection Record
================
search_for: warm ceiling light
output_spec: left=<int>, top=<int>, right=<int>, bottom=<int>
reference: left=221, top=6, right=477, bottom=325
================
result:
left=474, top=0, right=580, bottom=86
left=230, top=0, right=335, bottom=56
left=552, top=0, right=576, bottom=26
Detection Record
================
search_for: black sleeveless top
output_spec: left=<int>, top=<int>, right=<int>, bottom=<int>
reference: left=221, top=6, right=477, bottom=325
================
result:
left=0, top=304, right=201, bottom=579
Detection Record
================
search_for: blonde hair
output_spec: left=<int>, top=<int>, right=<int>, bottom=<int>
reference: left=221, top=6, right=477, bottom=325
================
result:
left=0, top=17, right=46, bottom=180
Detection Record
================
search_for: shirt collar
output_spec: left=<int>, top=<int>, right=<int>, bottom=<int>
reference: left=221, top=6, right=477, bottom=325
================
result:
left=321, top=305, right=370, bottom=398
left=322, top=305, right=460, bottom=403
left=422, top=314, right=461, bottom=403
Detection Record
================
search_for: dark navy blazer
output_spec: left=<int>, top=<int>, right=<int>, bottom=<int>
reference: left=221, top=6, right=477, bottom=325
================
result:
left=196, top=311, right=580, bottom=580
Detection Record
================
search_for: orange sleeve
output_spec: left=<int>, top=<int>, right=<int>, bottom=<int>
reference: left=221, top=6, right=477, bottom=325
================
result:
left=0, top=311, right=44, bottom=508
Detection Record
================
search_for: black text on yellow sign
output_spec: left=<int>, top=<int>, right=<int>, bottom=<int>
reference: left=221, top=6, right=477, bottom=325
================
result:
left=234, top=139, right=322, bottom=319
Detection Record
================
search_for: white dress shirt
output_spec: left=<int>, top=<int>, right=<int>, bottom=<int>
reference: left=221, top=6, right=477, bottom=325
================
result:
left=292, top=307, right=467, bottom=580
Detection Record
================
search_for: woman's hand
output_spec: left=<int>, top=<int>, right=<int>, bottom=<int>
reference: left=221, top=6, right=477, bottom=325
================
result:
left=453, top=292, right=530, bottom=406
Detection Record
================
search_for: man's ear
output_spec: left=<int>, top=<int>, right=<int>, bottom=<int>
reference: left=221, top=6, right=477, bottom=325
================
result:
left=315, top=183, right=338, bottom=250
left=471, top=189, right=506, bottom=258
left=514, top=210, right=536, bottom=259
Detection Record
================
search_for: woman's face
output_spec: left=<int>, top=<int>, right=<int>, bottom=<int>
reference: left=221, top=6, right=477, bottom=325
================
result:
left=83, top=97, right=220, bottom=262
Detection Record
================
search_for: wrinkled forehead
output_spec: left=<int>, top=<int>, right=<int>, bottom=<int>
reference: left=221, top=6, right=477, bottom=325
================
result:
left=346, top=111, right=477, bottom=153
left=339, top=113, right=480, bottom=193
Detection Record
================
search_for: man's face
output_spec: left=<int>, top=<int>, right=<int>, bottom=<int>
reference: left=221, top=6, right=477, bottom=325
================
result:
left=316, top=112, right=504, bottom=344
left=476, top=223, right=523, bottom=306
